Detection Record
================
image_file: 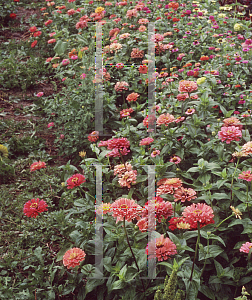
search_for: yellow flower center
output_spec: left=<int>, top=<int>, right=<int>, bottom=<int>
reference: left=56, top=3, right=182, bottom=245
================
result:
left=30, top=203, right=38, bottom=209
left=69, top=252, right=78, bottom=259
left=193, top=209, right=202, bottom=215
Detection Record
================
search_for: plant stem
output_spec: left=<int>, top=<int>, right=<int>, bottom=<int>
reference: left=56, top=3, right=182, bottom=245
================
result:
left=123, top=218, right=146, bottom=294
left=200, top=235, right=209, bottom=278
left=189, top=222, right=200, bottom=282
left=215, top=214, right=232, bottom=229
left=246, top=183, right=251, bottom=219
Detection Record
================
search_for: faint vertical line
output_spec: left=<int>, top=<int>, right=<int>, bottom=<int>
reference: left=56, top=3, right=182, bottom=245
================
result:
left=147, top=165, right=156, bottom=278
left=148, top=22, right=156, bottom=135
left=94, top=164, right=103, bottom=278
left=95, top=22, right=103, bottom=136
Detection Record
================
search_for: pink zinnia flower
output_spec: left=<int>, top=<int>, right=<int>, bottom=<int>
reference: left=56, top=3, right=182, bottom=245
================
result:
left=238, top=170, right=252, bottom=182
left=118, top=170, right=137, bottom=188
left=177, top=93, right=189, bottom=101
left=107, top=137, right=130, bottom=150
left=156, top=178, right=183, bottom=196
left=239, top=242, right=252, bottom=254
left=67, top=9, right=76, bottom=15
left=142, top=196, right=173, bottom=223
left=63, top=248, right=86, bottom=269
left=114, top=81, right=129, bottom=92
left=140, top=137, right=154, bottom=146
left=62, top=59, right=70, bottom=66
left=169, top=156, right=181, bottom=164
left=114, top=162, right=132, bottom=176
left=30, top=161, right=46, bottom=172
left=23, top=198, right=48, bottom=218
left=36, top=92, right=44, bottom=97
left=71, top=55, right=78, bottom=60
left=47, top=122, right=54, bottom=128
left=151, top=150, right=160, bottom=157
left=146, top=235, right=177, bottom=261
left=48, top=39, right=56, bottom=44
left=218, top=126, right=242, bottom=144
left=66, top=174, right=86, bottom=189
left=241, top=141, right=252, bottom=156
left=110, top=198, right=142, bottom=223
left=182, top=203, right=215, bottom=229
left=156, top=113, right=175, bottom=126
left=178, top=80, right=198, bottom=93
left=169, top=217, right=191, bottom=230
left=80, top=73, right=86, bottom=79
left=185, top=108, right=195, bottom=115
left=96, top=203, right=111, bottom=215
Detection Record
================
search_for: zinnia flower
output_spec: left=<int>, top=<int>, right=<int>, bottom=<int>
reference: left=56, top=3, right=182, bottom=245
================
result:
left=107, top=137, right=130, bottom=150
left=169, top=217, right=191, bottom=230
left=241, top=141, right=252, bottom=156
left=110, top=198, right=142, bottom=223
left=126, top=92, right=139, bottom=102
left=169, top=156, right=181, bottom=164
left=114, top=81, right=129, bottom=92
left=23, top=198, right=48, bottom=218
left=63, top=248, right=86, bottom=269
left=118, top=170, right=137, bottom=188
left=178, top=80, right=198, bottom=93
left=30, top=161, right=46, bottom=172
left=88, top=131, right=99, bottom=142
left=146, top=235, right=177, bottom=261
left=182, top=203, right=215, bottom=229
left=47, top=122, right=54, bottom=128
left=173, top=187, right=197, bottom=202
left=157, top=113, right=175, bottom=126
left=218, top=126, right=242, bottom=144
left=239, top=242, right=252, bottom=254
left=140, top=137, right=154, bottom=146
left=142, top=197, right=173, bottom=223
left=96, top=203, right=111, bottom=215
left=238, top=171, right=252, bottom=182
left=36, top=92, right=44, bottom=97
left=67, top=174, right=86, bottom=189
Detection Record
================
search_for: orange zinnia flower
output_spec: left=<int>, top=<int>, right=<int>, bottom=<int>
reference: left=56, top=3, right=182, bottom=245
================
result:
left=63, top=248, right=86, bottom=269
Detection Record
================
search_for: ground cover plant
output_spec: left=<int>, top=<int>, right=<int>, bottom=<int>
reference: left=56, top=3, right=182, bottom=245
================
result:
left=1, top=0, right=252, bottom=299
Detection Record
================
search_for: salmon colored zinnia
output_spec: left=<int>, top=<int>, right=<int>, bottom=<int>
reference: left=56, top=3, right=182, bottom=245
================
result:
left=178, top=80, right=198, bottom=93
left=30, top=161, right=46, bottom=172
left=146, top=235, right=177, bottom=261
left=63, top=248, right=86, bottom=269
left=110, top=198, right=142, bottom=223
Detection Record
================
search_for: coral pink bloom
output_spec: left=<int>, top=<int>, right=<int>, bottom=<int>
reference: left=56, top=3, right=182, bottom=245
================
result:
left=238, top=170, right=252, bottom=182
left=118, top=170, right=137, bottom=188
left=110, top=198, right=142, bottom=223
left=146, top=235, right=177, bottom=261
left=66, top=174, right=86, bottom=189
left=182, top=203, right=215, bottom=229
left=169, top=217, right=191, bottom=230
left=126, top=92, right=139, bottom=102
left=23, top=198, right=48, bottom=218
left=218, top=126, right=242, bottom=144
left=36, top=92, right=44, bottom=97
left=140, top=137, right=154, bottom=146
left=67, top=9, right=76, bottom=15
left=30, top=161, right=46, bottom=172
left=157, top=113, right=175, bottom=126
left=142, top=196, right=173, bottom=223
left=107, top=147, right=130, bottom=157
left=177, top=93, right=189, bottom=101
left=107, top=137, right=130, bottom=150
left=114, top=81, right=129, bottom=92
left=173, top=187, right=197, bottom=202
left=223, top=117, right=242, bottom=130
left=136, top=217, right=149, bottom=232
left=185, top=108, right=195, bottom=115
left=178, top=80, right=198, bottom=93
left=63, top=248, right=86, bottom=269
left=240, top=242, right=252, bottom=254
left=114, top=162, right=133, bottom=176
left=44, top=19, right=53, bottom=26
left=139, top=65, right=148, bottom=74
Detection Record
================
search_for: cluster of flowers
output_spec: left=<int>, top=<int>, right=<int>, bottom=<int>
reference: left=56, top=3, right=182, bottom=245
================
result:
left=114, top=162, right=137, bottom=189
left=98, top=137, right=130, bottom=157
left=218, top=116, right=243, bottom=144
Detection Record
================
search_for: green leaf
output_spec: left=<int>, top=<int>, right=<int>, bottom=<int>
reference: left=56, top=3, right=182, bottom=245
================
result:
left=199, top=285, right=216, bottom=300
left=198, top=245, right=224, bottom=261
left=111, top=279, right=125, bottom=290
left=54, top=40, right=68, bottom=56
left=85, top=279, right=105, bottom=294
left=34, top=246, right=44, bottom=265
left=56, top=243, right=73, bottom=262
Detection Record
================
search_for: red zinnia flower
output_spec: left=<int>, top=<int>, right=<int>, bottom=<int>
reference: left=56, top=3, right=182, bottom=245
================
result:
left=63, top=248, right=86, bottom=269
left=31, top=40, right=38, bottom=48
left=88, top=131, right=99, bottom=142
left=182, top=203, right=214, bottom=229
left=23, top=198, right=48, bottom=218
left=29, top=26, right=37, bottom=32
left=107, top=137, right=130, bottom=150
left=33, top=31, right=42, bottom=37
left=146, top=235, right=177, bottom=261
left=10, top=13, right=17, bottom=19
left=66, top=174, right=86, bottom=189
left=30, top=161, right=46, bottom=172
left=169, top=217, right=191, bottom=230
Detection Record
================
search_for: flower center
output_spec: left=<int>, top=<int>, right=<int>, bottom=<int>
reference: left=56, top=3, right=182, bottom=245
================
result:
left=30, top=203, right=38, bottom=209
left=120, top=204, right=128, bottom=210
left=193, top=209, right=202, bottom=215
left=69, top=252, right=78, bottom=259
left=72, top=177, right=79, bottom=183
left=156, top=242, right=164, bottom=248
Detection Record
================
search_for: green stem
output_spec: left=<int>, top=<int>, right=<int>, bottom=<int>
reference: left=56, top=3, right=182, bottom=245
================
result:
left=79, top=186, right=96, bottom=200
left=189, top=222, right=200, bottom=282
left=173, top=202, right=176, bottom=217
left=246, top=183, right=251, bottom=219
left=123, top=218, right=146, bottom=295
left=215, top=214, right=233, bottom=229
left=200, top=235, right=210, bottom=278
